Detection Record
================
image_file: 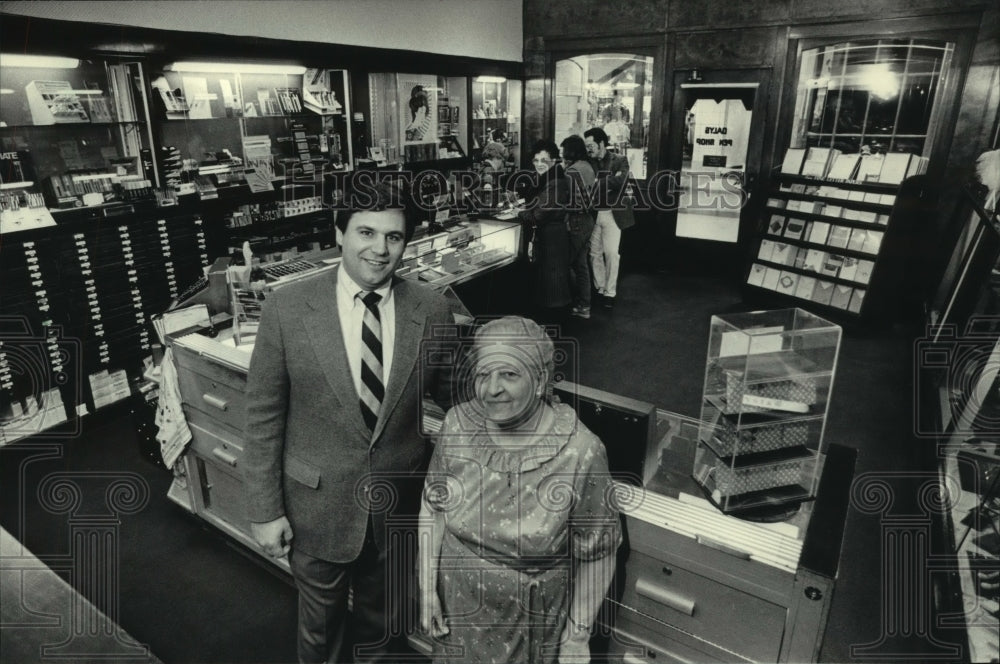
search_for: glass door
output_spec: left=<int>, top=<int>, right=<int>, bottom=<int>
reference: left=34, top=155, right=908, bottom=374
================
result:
left=554, top=53, right=654, bottom=179
left=666, top=69, right=771, bottom=245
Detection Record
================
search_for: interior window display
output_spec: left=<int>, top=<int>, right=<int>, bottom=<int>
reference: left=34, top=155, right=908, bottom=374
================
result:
left=368, top=72, right=468, bottom=166
left=470, top=75, right=521, bottom=170
left=153, top=61, right=352, bottom=195
left=0, top=52, right=155, bottom=227
left=555, top=53, right=653, bottom=179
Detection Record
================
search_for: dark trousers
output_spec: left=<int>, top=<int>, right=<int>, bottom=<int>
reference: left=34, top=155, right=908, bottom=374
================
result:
left=568, top=219, right=594, bottom=309
left=288, top=520, right=395, bottom=664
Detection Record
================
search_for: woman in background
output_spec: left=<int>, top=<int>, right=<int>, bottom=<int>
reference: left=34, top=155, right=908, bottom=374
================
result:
left=516, top=140, right=572, bottom=316
left=559, top=135, right=596, bottom=319
left=419, top=316, right=621, bottom=664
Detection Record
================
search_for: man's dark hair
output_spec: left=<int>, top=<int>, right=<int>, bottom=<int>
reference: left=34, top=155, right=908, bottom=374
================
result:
left=560, top=135, right=588, bottom=162
left=336, top=179, right=418, bottom=242
left=583, top=127, right=609, bottom=147
left=530, top=139, right=560, bottom=162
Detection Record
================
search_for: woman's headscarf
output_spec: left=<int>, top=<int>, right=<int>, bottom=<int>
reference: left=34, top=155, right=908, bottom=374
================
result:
left=473, top=316, right=556, bottom=403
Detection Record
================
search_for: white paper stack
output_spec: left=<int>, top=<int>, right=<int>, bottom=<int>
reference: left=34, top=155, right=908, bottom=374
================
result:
left=781, top=148, right=807, bottom=175
left=879, top=153, right=912, bottom=185
left=614, top=481, right=804, bottom=572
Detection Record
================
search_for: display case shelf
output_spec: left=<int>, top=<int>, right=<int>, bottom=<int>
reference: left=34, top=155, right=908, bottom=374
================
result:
left=693, top=308, right=841, bottom=515
left=1, top=120, right=148, bottom=129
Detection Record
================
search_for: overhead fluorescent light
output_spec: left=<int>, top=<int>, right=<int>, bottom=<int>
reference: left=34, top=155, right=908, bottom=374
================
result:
left=0, top=89, right=14, bottom=95
left=168, top=61, right=306, bottom=75
left=475, top=76, right=507, bottom=84
left=1, top=54, right=79, bottom=69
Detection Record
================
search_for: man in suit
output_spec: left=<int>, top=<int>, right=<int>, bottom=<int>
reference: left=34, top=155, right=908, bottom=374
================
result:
left=584, top=127, right=635, bottom=309
left=243, top=182, right=453, bottom=663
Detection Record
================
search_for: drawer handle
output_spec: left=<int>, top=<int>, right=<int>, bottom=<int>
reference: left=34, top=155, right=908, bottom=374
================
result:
left=696, top=535, right=751, bottom=560
left=202, top=393, right=229, bottom=411
left=635, top=578, right=696, bottom=616
left=211, top=447, right=238, bottom=467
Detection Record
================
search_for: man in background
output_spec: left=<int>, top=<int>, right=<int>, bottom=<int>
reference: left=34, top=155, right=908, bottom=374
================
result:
left=585, top=127, right=635, bottom=309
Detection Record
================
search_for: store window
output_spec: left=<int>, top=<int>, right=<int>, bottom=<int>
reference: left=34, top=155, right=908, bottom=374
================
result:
left=554, top=53, right=653, bottom=179
left=789, top=39, right=955, bottom=157
left=368, top=72, right=468, bottom=166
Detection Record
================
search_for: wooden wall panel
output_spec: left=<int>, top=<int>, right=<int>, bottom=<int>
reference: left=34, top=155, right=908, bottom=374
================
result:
left=522, top=77, right=549, bottom=155
left=673, top=27, right=780, bottom=69
left=667, top=0, right=790, bottom=29
left=523, top=0, right=666, bottom=38
left=789, top=0, right=983, bottom=22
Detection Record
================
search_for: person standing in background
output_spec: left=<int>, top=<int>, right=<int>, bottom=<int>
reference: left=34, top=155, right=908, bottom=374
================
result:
left=585, top=127, right=634, bottom=309
left=560, top=135, right=596, bottom=319
left=243, top=182, right=454, bottom=663
left=518, top=140, right=572, bottom=319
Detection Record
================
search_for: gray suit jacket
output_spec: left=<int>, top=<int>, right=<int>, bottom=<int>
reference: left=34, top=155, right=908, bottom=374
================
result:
left=242, top=268, right=453, bottom=562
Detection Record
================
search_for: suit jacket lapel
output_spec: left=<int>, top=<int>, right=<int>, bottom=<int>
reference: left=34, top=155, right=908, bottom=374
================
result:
left=304, top=269, right=371, bottom=442
left=372, top=280, right=424, bottom=443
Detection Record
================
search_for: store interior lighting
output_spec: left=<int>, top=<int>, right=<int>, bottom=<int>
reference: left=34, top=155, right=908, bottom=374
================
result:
left=0, top=53, right=79, bottom=68
left=167, top=61, right=306, bottom=75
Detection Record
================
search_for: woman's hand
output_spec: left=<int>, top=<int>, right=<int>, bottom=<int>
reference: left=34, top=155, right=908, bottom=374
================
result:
left=421, top=589, right=449, bottom=638
left=558, top=631, right=591, bottom=663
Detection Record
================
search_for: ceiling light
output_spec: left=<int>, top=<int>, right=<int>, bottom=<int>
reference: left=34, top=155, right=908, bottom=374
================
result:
left=1, top=54, right=79, bottom=69
left=475, top=76, right=507, bottom=84
left=167, top=61, right=306, bottom=75
left=860, top=64, right=900, bottom=101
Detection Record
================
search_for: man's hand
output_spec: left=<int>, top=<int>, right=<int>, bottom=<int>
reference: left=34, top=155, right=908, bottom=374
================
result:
left=251, top=516, right=292, bottom=557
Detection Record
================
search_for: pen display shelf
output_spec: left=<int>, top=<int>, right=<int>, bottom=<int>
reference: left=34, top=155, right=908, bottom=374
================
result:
left=694, top=308, right=841, bottom=513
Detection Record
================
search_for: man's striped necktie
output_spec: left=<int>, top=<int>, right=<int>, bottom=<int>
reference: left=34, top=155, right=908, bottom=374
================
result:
left=358, top=291, right=384, bottom=433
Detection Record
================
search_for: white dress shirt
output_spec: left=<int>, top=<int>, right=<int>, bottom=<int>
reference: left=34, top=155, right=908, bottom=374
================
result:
left=336, top=266, right=396, bottom=399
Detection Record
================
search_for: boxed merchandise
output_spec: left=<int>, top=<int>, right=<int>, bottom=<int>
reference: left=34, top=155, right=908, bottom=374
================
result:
left=694, top=450, right=812, bottom=498
left=812, top=280, right=835, bottom=305
left=747, top=263, right=767, bottom=287
left=776, top=271, right=799, bottom=296
left=795, top=276, right=817, bottom=300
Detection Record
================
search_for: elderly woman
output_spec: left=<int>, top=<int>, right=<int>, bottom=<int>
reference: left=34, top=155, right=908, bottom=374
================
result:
left=419, top=316, right=621, bottom=664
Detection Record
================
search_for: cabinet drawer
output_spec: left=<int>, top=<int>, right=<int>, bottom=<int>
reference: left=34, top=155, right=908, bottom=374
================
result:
left=172, top=343, right=248, bottom=392
left=191, top=452, right=250, bottom=532
left=176, top=363, right=247, bottom=433
left=608, top=613, right=726, bottom=664
left=620, top=550, right=784, bottom=662
left=624, top=515, right=791, bottom=603
left=189, top=421, right=244, bottom=472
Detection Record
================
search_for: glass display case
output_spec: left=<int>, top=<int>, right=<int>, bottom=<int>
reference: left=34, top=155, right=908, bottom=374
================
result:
left=693, top=308, right=842, bottom=513
left=153, top=62, right=352, bottom=194
left=0, top=53, right=156, bottom=224
left=368, top=72, right=468, bottom=167
left=470, top=76, right=520, bottom=168
left=395, top=219, right=520, bottom=287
